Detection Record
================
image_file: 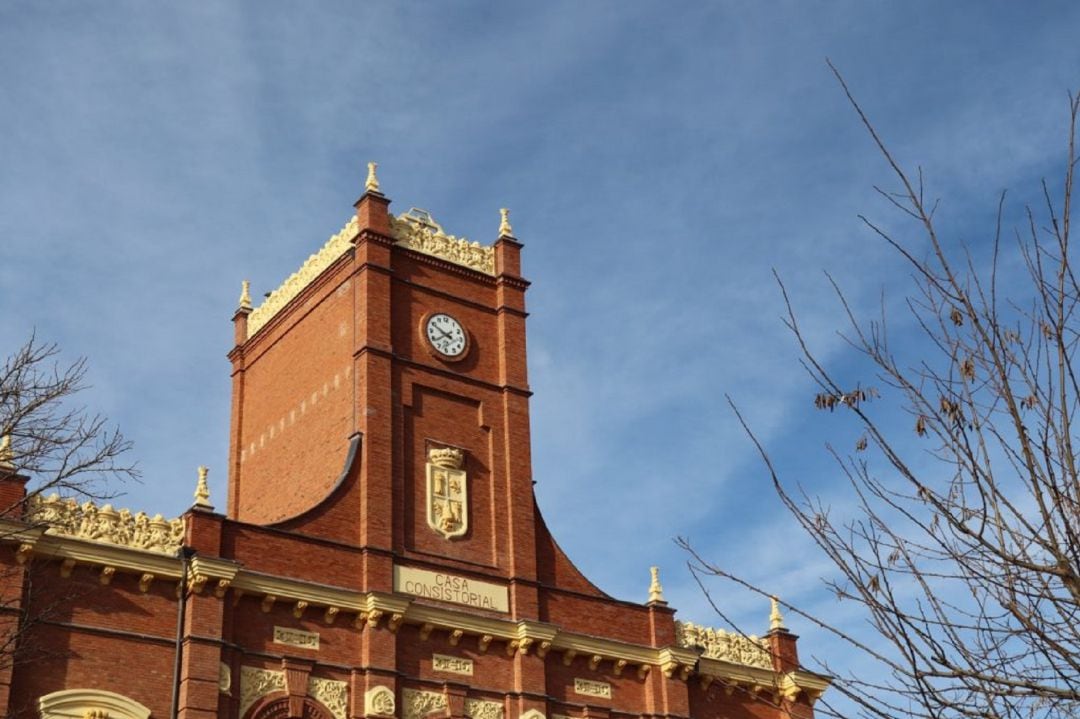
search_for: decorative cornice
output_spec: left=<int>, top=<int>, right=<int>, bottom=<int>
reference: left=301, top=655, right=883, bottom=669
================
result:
left=390, top=209, right=495, bottom=276
left=247, top=217, right=359, bottom=337
left=27, top=494, right=183, bottom=556
left=675, top=620, right=772, bottom=670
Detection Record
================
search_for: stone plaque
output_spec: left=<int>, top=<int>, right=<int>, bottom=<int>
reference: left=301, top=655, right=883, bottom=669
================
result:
left=394, top=565, right=509, bottom=612
left=573, top=678, right=611, bottom=699
left=433, top=653, right=474, bottom=675
left=273, top=626, right=319, bottom=650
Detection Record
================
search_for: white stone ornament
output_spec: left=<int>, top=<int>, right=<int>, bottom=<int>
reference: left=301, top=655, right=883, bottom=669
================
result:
left=365, top=686, right=396, bottom=718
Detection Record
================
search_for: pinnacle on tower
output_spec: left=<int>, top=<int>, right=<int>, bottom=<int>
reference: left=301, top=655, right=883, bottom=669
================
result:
left=193, top=465, right=213, bottom=509
left=769, top=595, right=786, bottom=632
left=498, top=207, right=514, bottom=237
left=0, top=434, right=13, bottom=472
left=648, top=565, right=667, bottom=604
left=238, top=279, right=253, bottom=311
left=365, top=161, right=381, bottom=194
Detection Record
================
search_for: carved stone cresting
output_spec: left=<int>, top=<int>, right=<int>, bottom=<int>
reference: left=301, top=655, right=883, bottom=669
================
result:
left=573, top=678, right=611, bottom=699
left=675, top=621, right=772, bottom=670
left=308, top=677, right=348, bottom=719
left=426, top=446, right=468, bottom=540
left=464, top=699, right=503, bottom=719
left=219, top=662, right=232, bottom=695
left=519, top=711, right=544, bottom=719
left=391, top=209, right=495, bottom=276
left=239, top=666, right=286, bottom=719
left=28, top=494, right=184, bottom=555
left=432, top=653, right=473, bottom=676
left=248, top=216, right=359, bottom=336
left=365, top=686, right=396, bottom=718
left=273, top=626, right=319, bottom=650
left=401, top=689, right=447, bottom=719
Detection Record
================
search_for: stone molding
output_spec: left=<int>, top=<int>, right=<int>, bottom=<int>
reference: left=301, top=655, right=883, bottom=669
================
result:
left=38, top=689, right=151, bottom=719
left=675, top=620, right=771, bottom=670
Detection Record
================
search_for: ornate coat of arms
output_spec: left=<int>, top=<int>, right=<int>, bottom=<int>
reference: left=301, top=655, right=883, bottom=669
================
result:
left=426, top=446, right=467, bottom=539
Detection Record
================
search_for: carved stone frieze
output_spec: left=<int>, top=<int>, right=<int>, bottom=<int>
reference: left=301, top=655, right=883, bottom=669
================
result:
left=390, top=210, right=495, bottom=276
left=239, top=667, right=286, bottom=719
left=464, top=699, right=502, bottom=719
left=307, top=678, right=348, bottom=719
left=432, top=653, right=473, bottom=676
left=401, top=689, right=446, bottom=719
left=27, top=493, right=184, bottom=555
left=674, top=621, right=772, bottom=670
left=572, top=679, right=611, bottom=699
left=248, top=217, right=359, bottom=336
left=365, top=687, right=396, bottom=718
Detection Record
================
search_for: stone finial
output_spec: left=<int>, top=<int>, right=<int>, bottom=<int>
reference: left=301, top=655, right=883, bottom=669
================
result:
left=0, top=434, right=13, bottom=471
left=769, top=595, right=786, bottom=631
left=498, top=208, right=514, bottom=237
left=238, top=280, right=253, bottom=311
left=648, top=566, right=667, bottom=604
left=365, top=161, right=381, bottom=194
left=194, top=465, right=212, bottom=508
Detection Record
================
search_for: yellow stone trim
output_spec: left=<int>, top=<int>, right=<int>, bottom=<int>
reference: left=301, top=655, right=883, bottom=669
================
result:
left=0, top=526, right=819, bottom=689
left=39, top=689, right=151, bottom=719
left=390, top=209, right=495, bottom=275
left=27, top=493, right=184, bottom=556
left=247, top=217, right=359, bottom=336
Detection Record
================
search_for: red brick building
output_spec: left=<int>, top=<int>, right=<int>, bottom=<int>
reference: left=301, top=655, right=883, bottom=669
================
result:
left=0, top=169, right=828, bottom=719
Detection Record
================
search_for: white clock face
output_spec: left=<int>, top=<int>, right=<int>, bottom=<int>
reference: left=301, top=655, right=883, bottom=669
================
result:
left=425, top=313, right=467, bottom=358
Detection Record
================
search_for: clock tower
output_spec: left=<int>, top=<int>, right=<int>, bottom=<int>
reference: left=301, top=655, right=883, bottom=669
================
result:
left=226, top=166, right=541, bottom=615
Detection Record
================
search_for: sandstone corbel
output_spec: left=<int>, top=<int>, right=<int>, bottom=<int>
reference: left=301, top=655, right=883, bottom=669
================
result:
left=505, top=639, right=519, bottom=657
left=588, top=655, right=602, bottom=671
left=15, top=543, right=32, bottom=565
left=139, top=573, right=155, bottom=593
left=448, top=629, right=463, bottom=646
left=60, top=559, right=76, bottom=578
left=562, top=649, right=577, bottom=667
left=367, top=609, right=384, bottom=628
left=535, top=641, right=551, bottom=659
left=324, top=607, right=339, bottom=625
left=419, top=623, right=435, bottom=641
left=99, top=566, right=116, bottom=585
left=613, top=660, right=627, bottom=677
left=637, top=664, right=651, bottom=680
left=517, top=638, right=533, bottom=656
left=293, top=601, right=308, bottom=619
left=188, top=574, right=208, bottom=595
left=215, top=579, right=231, bottom=599
left=261, top=594, right=277, bottom=613
left=478, top=634, right=493, bottom=653
left=353, top=610, right=368, bottom=629
left=388, top=613, right=404, bottom=633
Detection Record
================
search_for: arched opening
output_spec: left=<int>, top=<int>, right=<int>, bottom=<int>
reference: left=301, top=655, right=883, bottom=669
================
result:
left=244, top=694, right=335, bottom=719
left=38, top=689, right=152, bottom=719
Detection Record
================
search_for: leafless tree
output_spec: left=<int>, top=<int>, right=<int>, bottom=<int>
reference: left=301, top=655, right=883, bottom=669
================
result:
left=0, top=333, right=138, bottom=668
left=686, top=67, right=1080, bottom=719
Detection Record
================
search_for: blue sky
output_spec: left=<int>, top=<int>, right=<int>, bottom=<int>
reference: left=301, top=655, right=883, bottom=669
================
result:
left=2, top=1, right=1078, bottom=710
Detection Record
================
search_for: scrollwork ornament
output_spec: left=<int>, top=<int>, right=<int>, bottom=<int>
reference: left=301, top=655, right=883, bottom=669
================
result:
left=401, top=689, right=447, bottom=719
left=365, top=686, right=396, bottom=718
